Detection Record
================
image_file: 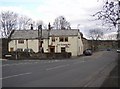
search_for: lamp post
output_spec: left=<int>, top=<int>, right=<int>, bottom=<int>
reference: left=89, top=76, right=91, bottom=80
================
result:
left=47, top=23, right=51, bottom=52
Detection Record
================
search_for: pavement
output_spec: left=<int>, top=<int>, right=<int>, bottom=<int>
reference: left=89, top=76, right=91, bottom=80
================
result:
left=100, top=53, right=120, bottom=88
left=1, top=51, right=118, bottom=88
left=100, top=65, right=119, bottom=88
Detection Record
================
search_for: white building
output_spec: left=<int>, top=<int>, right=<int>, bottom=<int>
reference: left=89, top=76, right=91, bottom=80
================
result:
left=9, top=29, right=83, bottom=56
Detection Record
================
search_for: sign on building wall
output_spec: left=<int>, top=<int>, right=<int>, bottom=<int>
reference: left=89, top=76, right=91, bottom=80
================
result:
left=57, top=44, right=70, bottom=48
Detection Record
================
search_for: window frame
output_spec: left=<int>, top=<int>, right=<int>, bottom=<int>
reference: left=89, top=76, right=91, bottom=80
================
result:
left=52, top=37, right=55, bottom=42
left=18, top=40, right=24, bottom=44
left=59, top=37, right=68, bottom=42
left=59, top=37, right=64, bottom=42
left=65, top=37, right=68, bottom=42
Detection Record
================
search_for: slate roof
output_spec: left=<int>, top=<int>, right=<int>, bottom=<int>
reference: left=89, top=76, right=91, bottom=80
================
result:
left=10, top=29, right=79, bottom=39
left=50, top=30, right=78, bottom=36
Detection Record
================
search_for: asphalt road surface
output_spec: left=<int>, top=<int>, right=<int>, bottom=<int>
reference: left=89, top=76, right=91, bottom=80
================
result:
left=1, top=50, right=118, bottom=87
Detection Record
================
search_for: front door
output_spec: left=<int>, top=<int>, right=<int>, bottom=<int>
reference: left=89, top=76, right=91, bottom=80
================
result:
left=61, top=47, right=66, bottom=52
left=50, top=47, right=55, bottom=53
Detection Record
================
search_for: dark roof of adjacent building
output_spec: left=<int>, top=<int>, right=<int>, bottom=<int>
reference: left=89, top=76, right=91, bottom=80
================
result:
left=10, top=29, right=79, bottom=39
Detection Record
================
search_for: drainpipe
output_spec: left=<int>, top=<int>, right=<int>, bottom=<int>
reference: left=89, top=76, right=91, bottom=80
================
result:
left=26, top=39, right=28, bottom=49
left=38, top=25, right=42, bottom=53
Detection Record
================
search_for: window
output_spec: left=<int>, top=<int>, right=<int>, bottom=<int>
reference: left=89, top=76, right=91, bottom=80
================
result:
left=61, top=47, right=66, bottom=52
left=18, top=40, right=24, bottom=44
left=59, top=37, right=64, bottom=42
left=59, top=37, right=68, bottom=42
left=10, top=47, right=14, bottom=52
left=65, top=37, right=68, bottom=42
left=52, top=37, right=55, bottom=42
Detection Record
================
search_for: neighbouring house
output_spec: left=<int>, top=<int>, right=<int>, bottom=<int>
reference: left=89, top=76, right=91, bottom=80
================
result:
left=8, top=29, right=84, bottom=56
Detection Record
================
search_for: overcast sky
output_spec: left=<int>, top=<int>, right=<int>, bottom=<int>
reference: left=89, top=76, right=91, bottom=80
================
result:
left=0, top=0, right=118, bottom=39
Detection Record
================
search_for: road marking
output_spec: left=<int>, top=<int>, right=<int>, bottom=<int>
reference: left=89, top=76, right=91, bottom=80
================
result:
left=2, top=62, right=32, bottom=67
left=0, top=72, right=32, bottom=80
left=1, top=62, right=40, bottom=67
left=46, top=64, right=69, bottom=71
left=73, top=61, right=85, bottom=65
left=1, top=60, right=66, bottom=67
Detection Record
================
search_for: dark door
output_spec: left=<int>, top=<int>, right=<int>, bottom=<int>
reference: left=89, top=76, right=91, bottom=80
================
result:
left=50, top=47, right=55, bottom=53
left=61, top=47, right=66, bottom=52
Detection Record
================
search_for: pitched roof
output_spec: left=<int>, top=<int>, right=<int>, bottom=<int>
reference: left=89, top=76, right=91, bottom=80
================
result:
left=50, top=29, right=78, bottom=36
left=10, top=29, right=79, bottom=39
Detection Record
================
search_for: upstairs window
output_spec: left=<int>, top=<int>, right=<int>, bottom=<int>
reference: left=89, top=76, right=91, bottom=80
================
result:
left=18, top=40, right=24, bottom=44
left=59, top=37, right=64, bottom=42
left=52, top=37, right=55, bottom=42
left=65, top=37, right=68, bottom=42
left=59, top=37, right=68, bottom=42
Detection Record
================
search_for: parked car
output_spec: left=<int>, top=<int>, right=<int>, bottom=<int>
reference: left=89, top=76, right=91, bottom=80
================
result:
left=83, top=49, right=92, bottom=56
left=117, top=49, right=120, bottom=53
left=4, top=52, right=15, bottom=59
left=107, top=48, right=111, bottom=51
left=4, top=53, right=12, bottom=58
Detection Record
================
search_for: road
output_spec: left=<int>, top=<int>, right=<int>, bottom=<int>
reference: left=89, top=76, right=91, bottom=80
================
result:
left=1, top=50, right=118, bottom=87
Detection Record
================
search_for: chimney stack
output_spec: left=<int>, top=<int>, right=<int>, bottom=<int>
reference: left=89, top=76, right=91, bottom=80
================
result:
left=31, top=24, right=33, bottom=30
left=48, top=22, right=51, bottom=30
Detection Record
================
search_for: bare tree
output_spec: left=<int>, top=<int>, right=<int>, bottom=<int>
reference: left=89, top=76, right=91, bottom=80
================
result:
left=89, top=29, right=104, bottom=40
left=0, top=11, right=18, bottom=37
left=18, top=15, right=32, bottom=30
left=93, top=0, right=120, bottom=47
left=88, top=28, right=104, bottom=51
left=53, top=16, right=71, bottom=30
left=93, top=0, right=119, bottom=27
left=105, top=33, right=117, bottom=40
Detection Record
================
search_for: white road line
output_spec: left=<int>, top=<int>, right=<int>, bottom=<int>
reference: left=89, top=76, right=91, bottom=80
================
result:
left=0, top=72, right=32, bottom=80
left=1, top=62, right=38, bottom=67
left=73, top=61, right=86, bottom=65
left=46, top=64, right=69, bottom=71
left=1, top=60, right=65, bottom=67
left=2, top=63, right=31, bottom=67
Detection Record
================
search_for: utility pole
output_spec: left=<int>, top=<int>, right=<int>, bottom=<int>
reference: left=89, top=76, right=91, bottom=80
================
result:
left=48, top=23, right=51, bottom=52
left=38, top=25, right=42, bottom=53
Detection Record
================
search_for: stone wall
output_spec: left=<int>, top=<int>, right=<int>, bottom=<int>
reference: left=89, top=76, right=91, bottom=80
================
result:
left=0, top=39, right=2, bottom=58
left=0, top=38, right=9, bottom=58
left=7, top=52, right=71, bottom=60
left=87, top=40, right=118, bottom=51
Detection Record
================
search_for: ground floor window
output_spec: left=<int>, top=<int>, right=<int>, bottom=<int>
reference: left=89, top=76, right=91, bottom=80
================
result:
left=10, top=47, right=14, bottom=52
